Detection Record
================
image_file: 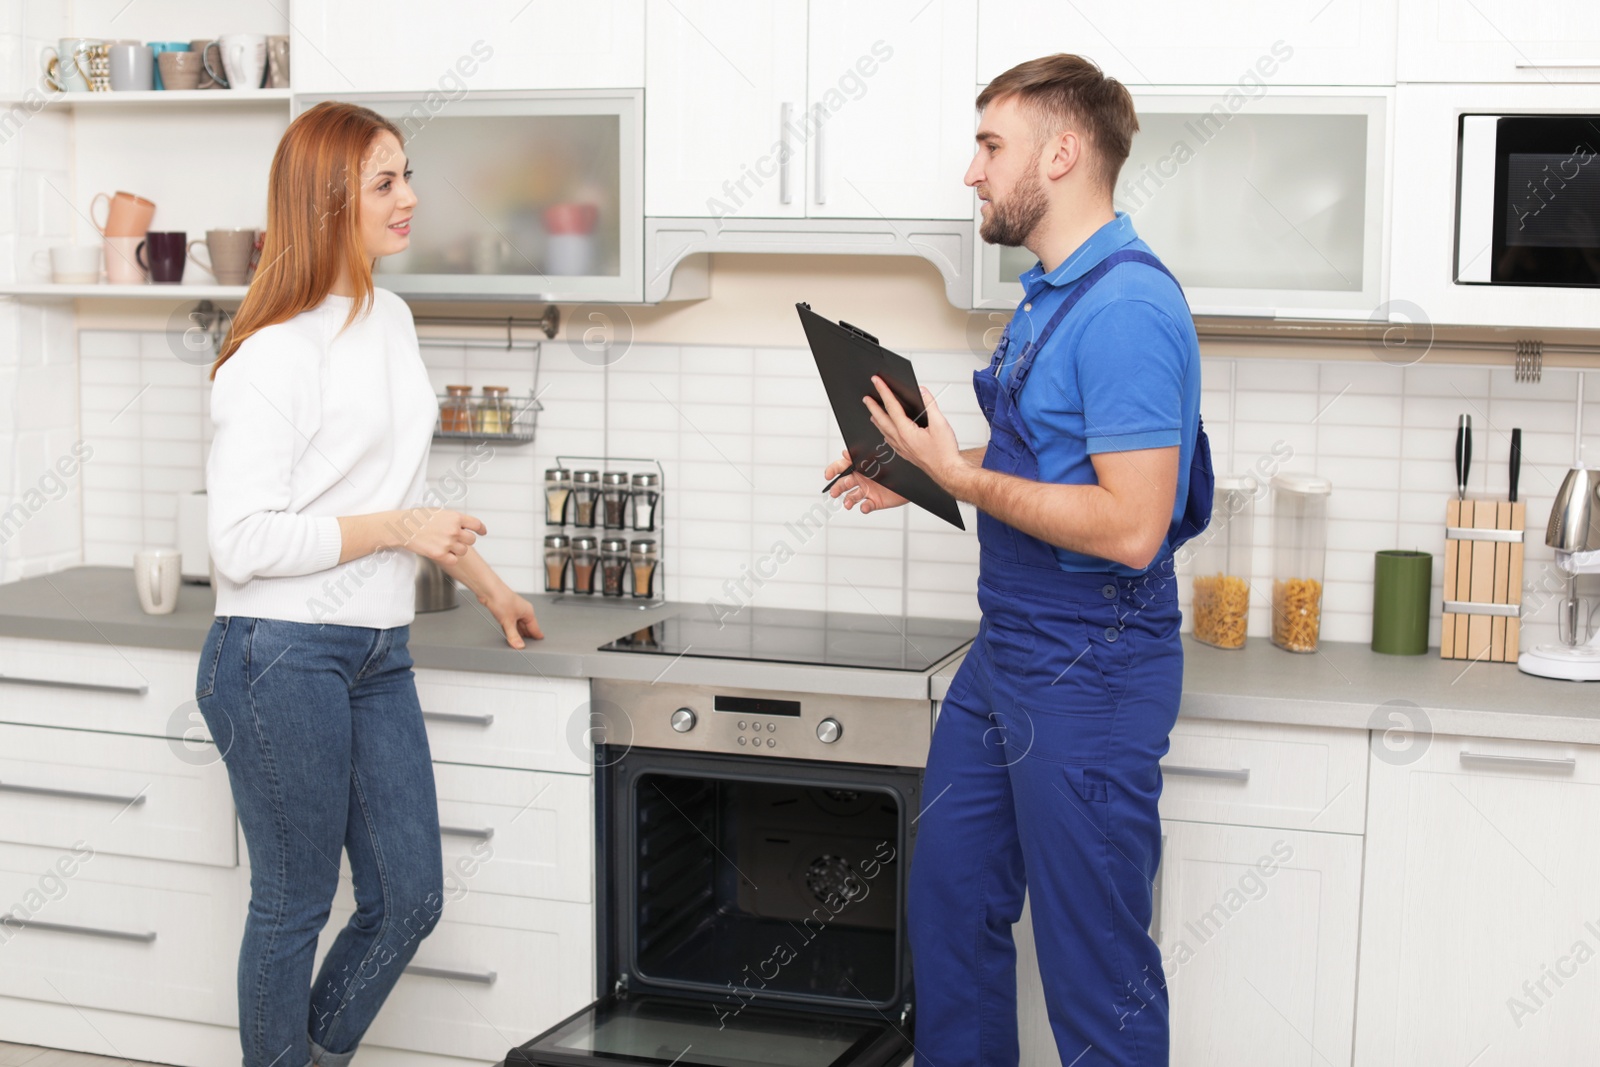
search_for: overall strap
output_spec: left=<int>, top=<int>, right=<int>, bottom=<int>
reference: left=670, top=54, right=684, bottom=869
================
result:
left=1009, top=249, right=1185, bottom=394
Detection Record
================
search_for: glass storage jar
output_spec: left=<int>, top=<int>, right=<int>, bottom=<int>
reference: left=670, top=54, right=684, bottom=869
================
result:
left=629, top=539, right=659, bottom=599
left=1270, top=473, right=1332, bottom=653
left=1189, top=474, right=1256, bottom=650
left=543, top=533, right=570, bottom=593
left=474, top=385, right=512, bottom=435
left=601, top=471, right=630, bottom=529
left=630, top=472, right=660, bottom=531
left=571, top=470, right=601, bottom=528
left=544, top=468, right=572, bottom=526
left=599, top=538, right=629, bottom=597
left=570, top=535, right=599, bottom=595
left=439, top=384, right=473, bottom=434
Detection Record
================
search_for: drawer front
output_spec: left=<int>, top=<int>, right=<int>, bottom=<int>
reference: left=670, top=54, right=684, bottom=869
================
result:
left=1159, top=719, right=1368, bottom=834
left=0, top=637, right=205, bottom=740
left=320, top=884, right=594, bottom=1063
left=414, top=669, right=591, bottom=775
left=0, top=841, right=241, bottom=1025
left=0, top=723, right=235, bottom=867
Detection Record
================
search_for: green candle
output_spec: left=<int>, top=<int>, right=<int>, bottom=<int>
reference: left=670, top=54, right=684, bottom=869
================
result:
left=1372, top=550, right=1433, bottom=655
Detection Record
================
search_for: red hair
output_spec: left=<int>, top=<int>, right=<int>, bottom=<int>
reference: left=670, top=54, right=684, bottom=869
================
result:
left=211, top=101, right=405, bottom=378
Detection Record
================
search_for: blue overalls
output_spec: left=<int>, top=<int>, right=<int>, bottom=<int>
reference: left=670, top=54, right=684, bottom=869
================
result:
left=908, top=250, right=1213, bottom=1066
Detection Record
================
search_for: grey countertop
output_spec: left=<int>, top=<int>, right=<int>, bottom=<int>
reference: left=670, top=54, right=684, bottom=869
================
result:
left=932, top=635, right=1600, bottom=745
left=0, top=567, right=959, bottom=701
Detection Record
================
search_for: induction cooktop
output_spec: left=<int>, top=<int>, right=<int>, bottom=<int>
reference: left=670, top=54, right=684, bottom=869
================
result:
left=598, top=604, right=978, bottom=672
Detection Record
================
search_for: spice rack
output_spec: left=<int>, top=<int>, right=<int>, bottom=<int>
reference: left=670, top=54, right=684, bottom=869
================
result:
left=546, top=455, right=665, bottom=608
left=432, top=388, right=542, bottom=444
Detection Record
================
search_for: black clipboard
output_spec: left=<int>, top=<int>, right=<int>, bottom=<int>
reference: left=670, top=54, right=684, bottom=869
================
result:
left=796, top=303, right=966, bottom=531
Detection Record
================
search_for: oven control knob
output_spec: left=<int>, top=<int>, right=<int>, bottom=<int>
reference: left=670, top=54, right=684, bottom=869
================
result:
left=670, top=707, right=697, bottom=733
left=816, top=718, right=843, bottom=744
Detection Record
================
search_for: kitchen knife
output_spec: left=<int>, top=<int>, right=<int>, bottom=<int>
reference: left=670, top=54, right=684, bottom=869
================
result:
left=1455, top=415, right=1472, bottom=500
left=1509, top=428, right=1522, bottom=503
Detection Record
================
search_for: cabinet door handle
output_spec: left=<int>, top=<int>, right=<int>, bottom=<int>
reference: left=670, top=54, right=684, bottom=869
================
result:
left=1162, top=764, right=1250, bottom=783
left=0, top=780, right=147, bottom=807
left=779, top=102, right=794, bottom=205
left=0, top=915, right=156, bottom=943
left=1514, top=62, right=1600, bottom=69
left=422, top=710, right=495, bottom=727
left=440, top=824, right=494, bottom=841
left=0, top=673, right=147, bottom=696
left=1459, top=751, right=1577, bottom=773
left=813, top=105, right=826, bottom=205
left=405, top=964, right=496, bottom=985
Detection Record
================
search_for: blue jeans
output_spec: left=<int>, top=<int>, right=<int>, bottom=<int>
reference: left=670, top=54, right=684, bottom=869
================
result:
left=197, top=617, right=444, bottom=1067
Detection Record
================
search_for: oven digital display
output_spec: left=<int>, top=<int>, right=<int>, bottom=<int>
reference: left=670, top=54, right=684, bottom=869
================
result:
left=714, top=694, right=802, bottom=717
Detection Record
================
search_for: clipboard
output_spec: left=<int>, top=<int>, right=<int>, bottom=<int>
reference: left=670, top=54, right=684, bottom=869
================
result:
left=796, top=302, right=966, bottom=531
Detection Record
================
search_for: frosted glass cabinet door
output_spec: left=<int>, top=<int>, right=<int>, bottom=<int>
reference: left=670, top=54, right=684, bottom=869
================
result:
left=974, top=92, right=1389, bottom=317
left=295, top=91, right=642, bottom=302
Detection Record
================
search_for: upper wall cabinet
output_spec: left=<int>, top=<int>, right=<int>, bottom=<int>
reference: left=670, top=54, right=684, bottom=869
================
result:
left=646, top=0, right=977, bottom=221
left=1398, top=0, right=1600, bottom=82
left=977, top=0, right=1397, bottom=87
left=291, top=0, right=645, bottom=93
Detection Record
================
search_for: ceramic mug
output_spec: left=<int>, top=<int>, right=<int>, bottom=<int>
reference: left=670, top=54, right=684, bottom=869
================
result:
left=188, top=39, right=219, bottom=89
left=266, top=35, right=290, bottom=88
left=31, top=245, right=102, bottom=284
left=90, top=190, right=156, bottom=237
left=107, top=43, right=154, bottom=91
left=103, top=235, right=148, bottom=284
left=42, top=38, right=98, bottom=92
left=146, top=42, right=188, bottom=90
left=204, top=34, right=266, bottom=90
left=188, top=228, right=257, bottom=285
left=82, top=43, right=112, bottom=91
left=157, top=50, right=201, bottom=91
left=137, top=231, right=187, bottom=284
left=134, top=548, right=182, bottom=615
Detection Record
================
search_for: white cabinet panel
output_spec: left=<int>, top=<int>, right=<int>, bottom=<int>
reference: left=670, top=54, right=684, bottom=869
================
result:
left=807, top=0, right=978, bottom=220
left=1357, top=733, right=1600, bottom=1065
left=433, top=761, right=593, bottom=904
left=292, top=0, right=644, bottom=92
left=414, top=668, right=592, bottom=774
left=0, top=637, right=203, bottom=738
left=977, top=0, right=1396, bottom=86
left=1398, top=0, right=1600, bottom=82
left=645, top=0, right=809, bottom=218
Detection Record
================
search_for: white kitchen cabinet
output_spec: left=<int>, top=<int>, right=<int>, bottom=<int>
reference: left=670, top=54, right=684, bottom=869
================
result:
left=415, top=668, right=593, bottom=775
left=644, top=0, right=809, bottom=218
left=977, top=0, right=1397, bottom=86
left=805, top=0, right=978, bottom=220
left=1397, top=0, right=1600, bottom=82
left=290, top=0, right=644, bottom=93
left=1356, top=732, right=1600, bottom=1066
left=0, top=636, right=204, bottom=738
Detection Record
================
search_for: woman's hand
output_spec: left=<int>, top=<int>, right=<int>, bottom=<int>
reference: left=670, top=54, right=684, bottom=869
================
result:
left=481, top=587, right=544, bottom=648
left=824, top=448, right=908, bottom=515
left=394, top=506, right=486, bottom=565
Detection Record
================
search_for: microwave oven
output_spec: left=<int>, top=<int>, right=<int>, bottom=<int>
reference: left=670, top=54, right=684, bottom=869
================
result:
left=1456, top=114, right=1600, bottom=287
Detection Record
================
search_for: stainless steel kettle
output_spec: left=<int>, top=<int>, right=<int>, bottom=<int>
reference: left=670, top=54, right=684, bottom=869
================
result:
left=415, top=557, right=461, bottom=613
left=1547, top=465, right=1600, bottom=552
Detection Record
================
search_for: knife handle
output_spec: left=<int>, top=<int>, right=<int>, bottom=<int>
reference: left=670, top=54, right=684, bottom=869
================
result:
left=1455, top=415, right=1472, bottom=500
left=1509, top=427, right=1522, bottom=503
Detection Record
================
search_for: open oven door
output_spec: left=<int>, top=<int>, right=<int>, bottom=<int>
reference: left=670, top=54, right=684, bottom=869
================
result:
left=505, top=990, right=912, bottom=1067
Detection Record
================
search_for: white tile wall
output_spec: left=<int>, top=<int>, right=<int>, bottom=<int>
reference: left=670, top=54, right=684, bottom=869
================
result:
left=62, top=326, right=1600, bottom=657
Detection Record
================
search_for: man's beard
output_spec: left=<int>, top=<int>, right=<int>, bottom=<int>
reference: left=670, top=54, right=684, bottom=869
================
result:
left=979, top=161, right=1048, bottom=248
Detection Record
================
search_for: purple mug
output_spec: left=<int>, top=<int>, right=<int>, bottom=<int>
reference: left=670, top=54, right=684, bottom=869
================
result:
left=136, top=231, right=187, bottom=284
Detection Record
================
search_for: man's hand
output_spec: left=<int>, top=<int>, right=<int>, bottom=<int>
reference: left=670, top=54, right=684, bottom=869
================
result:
left=824, top=449, right=908, bottom=515
left=480, top=586, right=544, bottom=648
left=862, top=376, right=971, bottom=491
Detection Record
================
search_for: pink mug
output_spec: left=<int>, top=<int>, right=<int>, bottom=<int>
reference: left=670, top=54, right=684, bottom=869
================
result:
left=103, top=235, right=148, bottom=285
left=90, top=190, right=156, bottom=237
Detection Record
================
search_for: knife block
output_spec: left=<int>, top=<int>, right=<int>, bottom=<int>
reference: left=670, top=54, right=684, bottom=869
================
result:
left=1441, top=499, right=1525, bottom=662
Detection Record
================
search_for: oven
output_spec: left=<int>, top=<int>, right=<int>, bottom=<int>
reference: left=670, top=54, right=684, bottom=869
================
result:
left=505, top=680, right=929, bottom=1067
left=1456, top=113, right=1600, bottom=286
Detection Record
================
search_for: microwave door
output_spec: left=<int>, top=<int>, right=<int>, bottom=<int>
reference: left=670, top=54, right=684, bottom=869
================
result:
left=505, top=992, right=912, bottom=1067
left=1491, top=116, right=1600, bottom=286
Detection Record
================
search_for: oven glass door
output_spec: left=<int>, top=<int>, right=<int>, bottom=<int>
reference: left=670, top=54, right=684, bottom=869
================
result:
left=1491, top=116, right=1600, bottom=286
left=508, top=992, right=910, bottom=1067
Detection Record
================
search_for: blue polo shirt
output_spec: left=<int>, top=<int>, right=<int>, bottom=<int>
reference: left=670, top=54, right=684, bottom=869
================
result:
left=999, top=212, right=1201, bottom=575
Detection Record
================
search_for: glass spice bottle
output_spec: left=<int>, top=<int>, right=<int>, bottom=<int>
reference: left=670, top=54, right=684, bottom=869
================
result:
left=601, top=471, right=630, bottom=529
left=543, top=533, right=570, bottom=593
left=570, top=535, right=599, bottom=595
left=599, top=537, right=629, bottom=597
left=572, top=470, right=601, bottom=528
left=474, top=385, right=512, bottom=435
left=544, top=468, right=573, bottom=527
left=630, top=539, right=659, bottom=600
left=630, top=472, right=660, bottom=532
left=439, top=385, right=473, bottom=434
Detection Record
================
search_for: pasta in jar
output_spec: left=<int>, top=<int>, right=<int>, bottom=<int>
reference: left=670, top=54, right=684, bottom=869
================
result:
left=1272, top=577, right=1322, bottom=653
left=1192, top=573, right=1249, bottom=649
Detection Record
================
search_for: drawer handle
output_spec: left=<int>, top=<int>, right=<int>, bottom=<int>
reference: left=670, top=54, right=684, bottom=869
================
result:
left=0, top=915, right=156, bottom=943
left=440, top=825, right=494, bottom=841
left=405, top=964, right=496, bottom=985
left=422, top=710, right=495, bottom=727
left=0, top=673, right=147, bottom=696
left=0, top=780, right=147, bottom=807
left=1163, top=764, right=1251, bottom=783
left=1459, top=751, right=1577, bottom=773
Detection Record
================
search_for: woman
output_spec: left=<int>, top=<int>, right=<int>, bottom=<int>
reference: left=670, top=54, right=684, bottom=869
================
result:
left=196, top=101, right=542, bottom=1067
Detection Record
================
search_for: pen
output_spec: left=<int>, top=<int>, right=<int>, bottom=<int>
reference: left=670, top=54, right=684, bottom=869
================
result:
left=821, top=462, right=856, bottom=494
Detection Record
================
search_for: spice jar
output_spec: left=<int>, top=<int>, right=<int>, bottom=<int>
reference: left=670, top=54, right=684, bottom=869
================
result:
left=1190, top=474, right=1255, bottom=650
left=439, top=385, right=473, bottom=434
left=1269, top=473, right=1332, bottom=653
left=543, top=533, right=570, bottom=593
left=572, top=470, right=601, bottom=528
left=544, top=468, right=573, bottom=526
left=601, top=471, right=630, bottom=530
left=630, top=472, right=660, bottom=532
left=474, top=385, right=512, bottom=435
left=599, top=537, right=629, bottom=598
left=570, top=535, right=599, bottom=595
left=630, top=539, right=659, bottom=599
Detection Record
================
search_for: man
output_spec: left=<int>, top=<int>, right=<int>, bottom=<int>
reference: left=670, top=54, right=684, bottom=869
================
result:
left=824, top=54, right=1211, bottom=1066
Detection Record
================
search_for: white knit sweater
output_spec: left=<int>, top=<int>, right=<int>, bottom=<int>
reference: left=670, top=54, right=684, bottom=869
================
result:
left=207, top=289, right=437, bottom=628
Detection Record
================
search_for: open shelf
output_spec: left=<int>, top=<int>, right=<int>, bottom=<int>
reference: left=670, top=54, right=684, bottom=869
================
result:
left=0, top=283, right=248, bottom=301
left=3, top=88, right=293, bottom=108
